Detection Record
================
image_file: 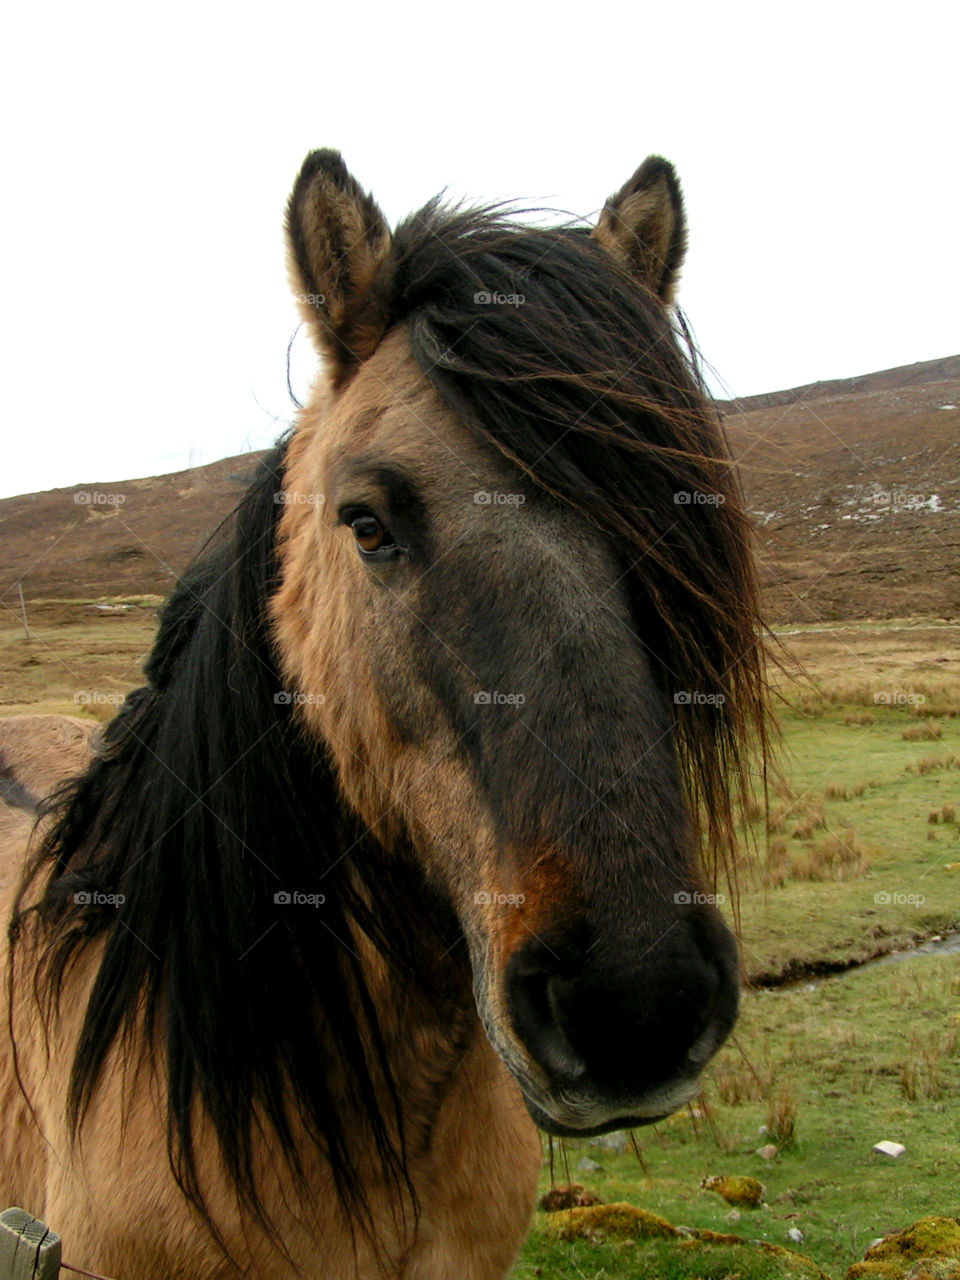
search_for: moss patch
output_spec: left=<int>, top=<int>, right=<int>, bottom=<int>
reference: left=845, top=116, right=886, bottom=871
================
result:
left=845, top=1218, right=960, bottom=1278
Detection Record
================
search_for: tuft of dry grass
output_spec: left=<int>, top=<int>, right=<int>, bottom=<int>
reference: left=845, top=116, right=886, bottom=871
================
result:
left=825, top=782, right=848, bottom=800
left=764, top=1085, right=798, bottom=1148
left=764, top=829, right=870, bottom=885
left=915, top=701, right=959, bottom=719
left=898, top=1031, right=949, bottom=1102
left=929, top=809, right=940, bottom=824
left=712, top=1056, right=775, bottom=1106
left=791, top=803, right=827, bottom=840
left=902, top=721, right=942, bottom=741
left=765, top=802, right=790, bottom=835
left=844, top=711, right=876, bottom=726
left=764, top=839, right=790, bottom=889
left=917, top=755, right=945, bottom=775
left=790, top=830, right=870, bottom=881
left=942, top=803, right=956, bottom=823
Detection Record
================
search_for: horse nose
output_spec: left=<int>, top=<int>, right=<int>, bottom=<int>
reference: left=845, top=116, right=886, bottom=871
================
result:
left=504, top=904, right=739, bottom=1101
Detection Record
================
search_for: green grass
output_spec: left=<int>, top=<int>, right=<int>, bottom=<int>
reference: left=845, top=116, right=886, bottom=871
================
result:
left=733, top=698, right=960, bottom=984
left=517, top=958, right=960, bottom=1278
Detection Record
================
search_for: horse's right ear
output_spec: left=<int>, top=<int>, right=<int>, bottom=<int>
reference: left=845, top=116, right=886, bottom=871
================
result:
left=285, top=150, right=393, bottom=388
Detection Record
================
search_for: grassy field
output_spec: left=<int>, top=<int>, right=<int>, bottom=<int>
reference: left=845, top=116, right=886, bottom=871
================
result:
left=1, top=604, right=959, bottom=1277
left=518, top=956, right=960, bottom=1279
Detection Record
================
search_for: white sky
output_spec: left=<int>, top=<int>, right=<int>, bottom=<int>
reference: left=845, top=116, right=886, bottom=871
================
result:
left=2, top=2, right=957, bottom=499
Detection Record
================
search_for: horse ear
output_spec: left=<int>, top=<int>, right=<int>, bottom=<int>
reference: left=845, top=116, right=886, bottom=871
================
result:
left=591, top=157, right=687, bottom=304
left=285, top=150, right=393, bottom=387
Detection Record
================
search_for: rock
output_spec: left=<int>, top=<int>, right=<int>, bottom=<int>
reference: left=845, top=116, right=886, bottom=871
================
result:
left=700, top=1174, right=766, bottom=1207
left=788, top=1227, right=805, bottom=1244
left=844, top=1215, right=960, bottom=1278
left=758, top=1144, right=779, bottom=1160
left=576, top=1157, right=603, bottom=1174
left=872, top=1140, right=906, bottom=1158
left=588, top=1130, right=628, bottom=1154
left=726, top=1208, right=741, bottom=1223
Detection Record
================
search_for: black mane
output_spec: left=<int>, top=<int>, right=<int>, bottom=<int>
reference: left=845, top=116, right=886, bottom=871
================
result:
left=11, top=446, right=461, bottom=1246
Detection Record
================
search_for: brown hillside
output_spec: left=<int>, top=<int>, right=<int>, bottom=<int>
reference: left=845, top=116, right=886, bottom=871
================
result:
left=1, top=356, right=957, bottom=625
left=726, top=361, right=959, bottom=624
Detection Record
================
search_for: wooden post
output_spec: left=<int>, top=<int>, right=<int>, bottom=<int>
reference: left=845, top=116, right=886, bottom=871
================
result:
left=16, top=584, right=30, bottom=641
left=0, top=1208, right=61, bottom=1279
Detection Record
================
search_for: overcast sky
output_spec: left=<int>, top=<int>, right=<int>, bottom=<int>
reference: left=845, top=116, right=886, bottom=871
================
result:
left=2, top=2, right=956, bottom=499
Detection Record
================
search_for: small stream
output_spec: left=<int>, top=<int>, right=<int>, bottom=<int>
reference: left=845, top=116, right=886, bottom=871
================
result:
left=766, top=930, right=960, bottom=991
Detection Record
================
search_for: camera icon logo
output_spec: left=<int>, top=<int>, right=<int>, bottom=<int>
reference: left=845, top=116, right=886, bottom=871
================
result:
left=474, top=491, right=492, bottom=505
left=873, top=891, right=891, bottom=905
left=673, top=691, right=692, bottom=705
left=673, top=890, right=692, bottom=904
left=274, top=691, right=293, bottom=705
left=73, top=891, right=92, bottom=905
left=673, top=491, right=692, bottom=504
left=274, top=891, right=291, bottom=905
left=74, top=491, right=91, bottom=505
left=474, top=691, right=492, bottom=704
left=474, top=291, right=492, bottom=305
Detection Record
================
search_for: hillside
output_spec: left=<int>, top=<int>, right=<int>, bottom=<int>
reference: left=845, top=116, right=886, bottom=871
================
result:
left=1, top=355, right=957, bottom=624
left=725, top=356, right=960, bottom=622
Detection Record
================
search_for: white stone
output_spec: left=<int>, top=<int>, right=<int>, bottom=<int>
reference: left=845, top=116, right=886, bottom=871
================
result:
left=872, top=1140, right=905, bottom=1158
left=787, top=1228, right=805, bottom=1244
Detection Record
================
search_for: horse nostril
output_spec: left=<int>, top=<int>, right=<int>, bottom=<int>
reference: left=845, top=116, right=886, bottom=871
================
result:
left=504, top=944, right=589, bottom=1085
left=503, top=911, right=740, bottom=1100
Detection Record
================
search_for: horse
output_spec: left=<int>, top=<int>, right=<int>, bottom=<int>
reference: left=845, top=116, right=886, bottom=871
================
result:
left=0, top=149, right=767, bottom=1279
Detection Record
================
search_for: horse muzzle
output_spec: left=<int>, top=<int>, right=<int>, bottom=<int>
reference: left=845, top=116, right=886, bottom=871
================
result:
left=497, top=898, right=740, bottom=1134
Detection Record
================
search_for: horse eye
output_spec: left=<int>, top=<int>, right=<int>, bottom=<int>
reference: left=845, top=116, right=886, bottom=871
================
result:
left=350, top=512, right=396, bottom=556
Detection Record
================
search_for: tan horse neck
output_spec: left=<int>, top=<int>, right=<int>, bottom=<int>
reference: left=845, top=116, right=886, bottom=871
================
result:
left=0, top=714, right=540, bottom=1280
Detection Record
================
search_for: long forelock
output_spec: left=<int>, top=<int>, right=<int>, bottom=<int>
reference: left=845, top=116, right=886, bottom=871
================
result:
left=387, top=201, right=769, bottom=874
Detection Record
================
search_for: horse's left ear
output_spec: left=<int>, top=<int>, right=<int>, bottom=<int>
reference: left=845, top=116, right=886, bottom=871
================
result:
left=591, top=157, right=687, bottom=305
left=286, top=149, right=394, bottom=387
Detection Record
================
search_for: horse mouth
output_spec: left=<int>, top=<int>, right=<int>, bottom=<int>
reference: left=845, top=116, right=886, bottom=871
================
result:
left=518, top=1072, right=702, bottom=1138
